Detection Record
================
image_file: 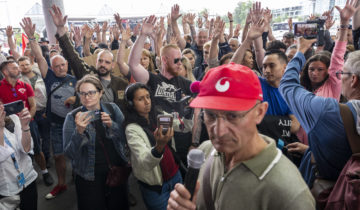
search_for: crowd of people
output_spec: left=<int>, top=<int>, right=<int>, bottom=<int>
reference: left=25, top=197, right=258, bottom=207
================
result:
left=0, top=1, right=359, bottom=209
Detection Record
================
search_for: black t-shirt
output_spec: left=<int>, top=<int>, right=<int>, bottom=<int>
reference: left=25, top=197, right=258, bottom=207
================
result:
left=147, top=72, right=192, bottom=114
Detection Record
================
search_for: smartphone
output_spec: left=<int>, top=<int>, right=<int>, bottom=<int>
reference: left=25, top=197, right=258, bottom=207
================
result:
left=157, top=114, right=173, bottom=135
left=4, top=100, right=24, bottom=116
left=81, top=110, right=101, bottom=122
left=294, top=23, right=318, bottom=39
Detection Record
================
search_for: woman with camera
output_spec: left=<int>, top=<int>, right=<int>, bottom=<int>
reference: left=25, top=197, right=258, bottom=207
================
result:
left=124, top=83, right=182, bottom=210
left=0, top=104, right=38, bottom=210
left=63, top=75, right=129, bottom=210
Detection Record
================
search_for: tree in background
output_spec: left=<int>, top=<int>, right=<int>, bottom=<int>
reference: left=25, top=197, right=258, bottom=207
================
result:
left=234, top=0, right=253, bottom=25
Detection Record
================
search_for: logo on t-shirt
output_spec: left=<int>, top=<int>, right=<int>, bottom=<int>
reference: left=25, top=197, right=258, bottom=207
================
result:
left=18, top=88, right=26, bottom=94
left=155, top=82, right=176, bottom=102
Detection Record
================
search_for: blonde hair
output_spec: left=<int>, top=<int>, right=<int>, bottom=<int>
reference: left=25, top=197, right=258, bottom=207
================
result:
left=142, top=49, right=156, bottom=73
left=160, top=44, right=180, bottom=57
left=181, top=56, right=195, bottom=82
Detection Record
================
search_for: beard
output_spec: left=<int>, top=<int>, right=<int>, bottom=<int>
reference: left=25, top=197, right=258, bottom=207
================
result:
left=166, top=65, right=180, bottom=77
left=97, top=66, right=111, bottom=77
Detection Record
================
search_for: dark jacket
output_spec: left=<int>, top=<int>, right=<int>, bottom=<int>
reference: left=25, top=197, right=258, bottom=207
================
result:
left=55, top=33, right=128, bottom=111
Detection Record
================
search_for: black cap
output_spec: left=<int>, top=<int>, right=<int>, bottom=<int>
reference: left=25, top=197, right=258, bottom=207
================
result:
left=283, top=32, right=294, bottom=39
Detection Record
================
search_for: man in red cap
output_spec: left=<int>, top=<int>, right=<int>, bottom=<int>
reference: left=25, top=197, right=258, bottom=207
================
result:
left=167, top=63, right=315, bottom=210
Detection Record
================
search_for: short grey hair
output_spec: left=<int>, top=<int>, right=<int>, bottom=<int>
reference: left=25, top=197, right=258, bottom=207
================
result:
left=50, top=54, right=66, bottom=67
left=344, top=51, right=360, bottom=75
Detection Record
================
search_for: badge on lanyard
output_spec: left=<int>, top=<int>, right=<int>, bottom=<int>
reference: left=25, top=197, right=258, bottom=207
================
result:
left=17, top=172, right=25, bottom=188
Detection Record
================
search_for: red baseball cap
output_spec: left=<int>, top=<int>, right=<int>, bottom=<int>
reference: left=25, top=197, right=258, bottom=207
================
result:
left=190, top=63, right=263, bottom=111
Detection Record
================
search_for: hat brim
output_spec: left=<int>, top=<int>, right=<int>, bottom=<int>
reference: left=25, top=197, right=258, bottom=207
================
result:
left=190, top=95, right=258, bottom=111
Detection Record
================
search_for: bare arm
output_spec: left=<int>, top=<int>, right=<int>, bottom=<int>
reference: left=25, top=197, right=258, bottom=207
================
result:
left=289, top=114, right=300, bottom=134
left=182, top=14, right=190, bottom=35
left=251, top=2, right=266, bottom=69
left=116, top=25, right=131, bottom=76
left=101, top=21, right=108, bottom=44
left=27, top=97, right=36, bottom=118
left=354, top=0, right=360, bottom=29
left=94, top=23, right=101, bottom=44
left=20, top=18, right=48, bottom=78
left=242, top=14, right=251, bottom=42
left=6, top=26, right=20, bottom=60
left=187, top=13, right=197, bottom=45
left=228, top=12, right=234, bottom=39
left=19, top=108, right=32, bottom=153
left=128, top=15, right=157, bottom=84
left=231, top=18, right=266, bottom=64
left=171, top=4, right=186, bottom=50
left=209, top=20, right=225, bottom=67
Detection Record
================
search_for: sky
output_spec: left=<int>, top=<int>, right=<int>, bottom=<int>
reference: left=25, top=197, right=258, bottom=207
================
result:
left=0, top=0, right=298, bottom=27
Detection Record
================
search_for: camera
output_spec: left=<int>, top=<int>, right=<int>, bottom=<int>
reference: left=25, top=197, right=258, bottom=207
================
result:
left=294, top=17, right=326, bottom=46
left=81, top=110, right=101, bottom=122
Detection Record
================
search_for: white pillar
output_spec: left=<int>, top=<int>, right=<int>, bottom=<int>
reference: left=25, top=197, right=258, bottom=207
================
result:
left=42, top=0, right=65, bottom=45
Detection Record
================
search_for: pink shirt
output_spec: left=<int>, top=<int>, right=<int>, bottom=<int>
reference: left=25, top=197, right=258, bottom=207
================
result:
left=297, top=41, right=346, bottom=145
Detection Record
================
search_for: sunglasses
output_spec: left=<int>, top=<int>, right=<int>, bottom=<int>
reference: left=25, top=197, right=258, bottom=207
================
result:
left=173, top=58, right=181, bottom=64
left=11, top=88, right=17, bottom=97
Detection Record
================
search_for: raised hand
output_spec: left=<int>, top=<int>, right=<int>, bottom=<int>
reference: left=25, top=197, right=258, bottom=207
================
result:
left=335, top=0, right=360, bottom=24
left=141, top=15, right=157, bottom=36
left=49, top=5, right=67, bottom=28
left=203, top=11, right=208, bottom=20
left=112, top=25, right=121, bottom=40
left=171, top=4, right=182, bottom=22
left=297, top=37, right=317, bottom=54
left=6, top=26, right=13, bottom=37
left=73, top=26, right=82, bottom=44
left=197, top=17, right=203, bottom=28
left=114, top=13, right=125, bottom=32
left=234, top=24, right=241, bottom=37
left=213, top=19, right=225, bottom=40
left=228, top=12, right=233, bottom=22
left=325, top=15, right=335, bottom=30
left=94, top=23, right=100, bottom=33
left=308, top=14, right=317, bottom=21
left=186, top=13, right=195, bottom=25
left=250, top=2, right=264, bottom=24
left=133, top=23, right=141, bottom=36
left=101, top=21, right=109, bottom=32
left=170, top=35, right=178, bottom=45
left=121, top=24, right=132, bottom=41
left=20, top=17, right=36, bottom=39
left=83, top=25, right=94, bottom=39
left=245, top=13, right=252, bottom=25
left=246, top=18, right=266, bottom=41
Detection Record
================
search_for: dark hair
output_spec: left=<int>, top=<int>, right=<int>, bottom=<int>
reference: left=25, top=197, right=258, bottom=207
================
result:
left=18, top=56, right=31, bottom=63
left=300, top=54, right=330, bottom=91
left=6, top=56, right=16, bottom=61
left=265, top=49, right=288, bottom=64
left=75, top=74, right=104, bottom=93
left=219, top=52, right=234, bottom=65
left=0, top=60, right=16, bottom=72
left=266, top=40, right=287, bottom=52
left=123, top=83, right=157, bottom=130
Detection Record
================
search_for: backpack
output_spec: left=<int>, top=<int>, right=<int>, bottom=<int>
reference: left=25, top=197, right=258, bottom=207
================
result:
left=316, top=104, right=360, bottom=210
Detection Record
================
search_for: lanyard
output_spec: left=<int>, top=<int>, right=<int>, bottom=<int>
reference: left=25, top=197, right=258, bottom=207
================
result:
left=4, top=135, right=21, bottom=173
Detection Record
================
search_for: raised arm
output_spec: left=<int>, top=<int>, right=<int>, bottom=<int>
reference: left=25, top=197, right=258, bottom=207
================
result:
left=231, top=18, right=266, bottom=64
left=101, top=21, right=109, bottom=45
left=6, top=26, right=20, bottom=60
left=241, top=14, right=251, bottom=42
left=171, top=4, right=187, bottom=50
left=187, top=13, right=197, bottom=45
left=49, top=5, right=93, bottom=79
left=353, top=0, right=360, bottom=30
left=228, top=12, right=234, bottom=39
left=251, top=2, right=266, bottom=69
left=94, top=23, right=101, bottom=44
left=155, top=17, right=166, bottom=56
left=182, top=14, right=190, bottom=35
left=20, top=17, right=49, bottom=78
left=83, top=25, right=94, bottom=57
left=128, top=15, right=157, bottom=84
left=116, top=25, right=131, bottom=77
left=209, top=19, right=225, bottom=68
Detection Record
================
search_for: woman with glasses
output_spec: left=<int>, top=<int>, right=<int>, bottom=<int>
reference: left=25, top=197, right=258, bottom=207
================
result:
left=0, top=104, right=37, bottom=210
left=63, top=75, right=129, bottom=210
left=124, top=83, right=182, bottom=210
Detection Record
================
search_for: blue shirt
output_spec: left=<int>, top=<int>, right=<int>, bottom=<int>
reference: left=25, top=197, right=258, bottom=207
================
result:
left=279, top=52, right=353, bottom=185
left=259, top=77, right=292, bottom=116
left=44, top=69, right=77, bottom=123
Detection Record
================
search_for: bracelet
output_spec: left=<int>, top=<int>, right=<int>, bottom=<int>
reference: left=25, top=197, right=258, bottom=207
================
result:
left=28, top=37, right=36, bottom=41
left=229, top=20, right=234, bottom=23
left=22, top=128, right=30, bottom=132
left=191, top=142, right=200, bottom=147
left=340, top=24, right=349, bottom=29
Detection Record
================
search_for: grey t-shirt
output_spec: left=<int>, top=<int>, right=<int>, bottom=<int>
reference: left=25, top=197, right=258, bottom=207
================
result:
left=100, top=78, right=114, bottom=103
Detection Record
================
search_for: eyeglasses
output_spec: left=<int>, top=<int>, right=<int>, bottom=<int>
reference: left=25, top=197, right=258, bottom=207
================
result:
left=78, top=90, right=98, bottom=98
left=174, top=58, right=181, bottom=64
left=11, top=88, right=17, bottom=97
left=203, top=103, right=260, bottom=124
left=335, top=71, right=356, bottom=80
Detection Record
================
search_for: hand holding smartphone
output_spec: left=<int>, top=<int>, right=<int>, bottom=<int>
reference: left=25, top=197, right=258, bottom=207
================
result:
left=157, top=114, right=173, bottom=135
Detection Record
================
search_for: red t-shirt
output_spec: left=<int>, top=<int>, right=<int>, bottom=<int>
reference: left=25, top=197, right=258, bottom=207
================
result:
left=0, top=79, right=35, bottom=110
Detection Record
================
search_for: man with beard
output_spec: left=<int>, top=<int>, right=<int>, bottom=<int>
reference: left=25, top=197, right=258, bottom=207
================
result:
left=128, top=15, right=194, bottom=171
left=50, top=5, right=128, bottom=111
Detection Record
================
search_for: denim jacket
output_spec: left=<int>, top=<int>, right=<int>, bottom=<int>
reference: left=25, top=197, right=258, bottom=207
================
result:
left=63, top=102, right=128, bottom=181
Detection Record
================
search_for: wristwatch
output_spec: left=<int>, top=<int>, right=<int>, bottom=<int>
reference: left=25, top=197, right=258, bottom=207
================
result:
left=191, top=142, right=200, bottom=147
